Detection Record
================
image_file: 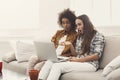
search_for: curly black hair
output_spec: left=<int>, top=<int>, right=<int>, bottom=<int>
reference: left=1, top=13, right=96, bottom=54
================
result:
left=58, top=8, right=76, bottom=30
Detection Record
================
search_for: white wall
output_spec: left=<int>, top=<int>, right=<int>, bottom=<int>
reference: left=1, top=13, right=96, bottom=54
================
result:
left=96, top=27, right=120, bottom=36
left=70, top=0, right=120, bottom=36
left=0, top=0, right=70, bottom=57
left=0, top=0, right=119, bottom=40
left=70, top=0, right=111, bottom=26
left=0, top=0, right=70, bottom=40
left=37, top=0, right=70, bottom=40
left=0, top=0, right=40, bottom=29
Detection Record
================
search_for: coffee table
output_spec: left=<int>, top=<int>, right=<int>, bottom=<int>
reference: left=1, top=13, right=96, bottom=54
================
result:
left=0, top=68, right=42, bottom=80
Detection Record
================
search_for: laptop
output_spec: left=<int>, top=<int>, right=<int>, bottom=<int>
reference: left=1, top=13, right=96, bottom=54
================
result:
left=34, top=41, right=69, bottom=62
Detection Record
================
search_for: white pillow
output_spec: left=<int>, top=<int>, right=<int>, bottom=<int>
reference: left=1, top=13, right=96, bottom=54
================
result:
left=2, top=52, right=16, bottom=63
left=102, top=55, right=120, bottom=77
left=10, top=40, right=34, bottom=53
left=15, top=40, right=36, bottom=62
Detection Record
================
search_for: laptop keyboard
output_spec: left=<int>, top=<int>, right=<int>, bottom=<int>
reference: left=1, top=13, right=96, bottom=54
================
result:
left=57, top=56, right=69, bottom=62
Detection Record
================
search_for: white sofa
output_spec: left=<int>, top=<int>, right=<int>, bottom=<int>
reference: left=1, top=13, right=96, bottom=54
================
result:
left=2, top=36, right=120, bottom=80
left=60, top=36, right=120, bottom=80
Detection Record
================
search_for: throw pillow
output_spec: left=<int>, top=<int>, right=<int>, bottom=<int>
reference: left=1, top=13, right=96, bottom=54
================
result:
left=10, top=40, right=17, bottom=53
left=2, top=52, right=16, bottom=63
left=102, top=55, right=120, bottom=77
left=15, top=40, right=36, bottom=62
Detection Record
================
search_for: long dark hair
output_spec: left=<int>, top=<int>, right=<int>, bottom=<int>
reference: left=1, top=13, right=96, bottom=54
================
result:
left=76, top=14, right=97, bottom=54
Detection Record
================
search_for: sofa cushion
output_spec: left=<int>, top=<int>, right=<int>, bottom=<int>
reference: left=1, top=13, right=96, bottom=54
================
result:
left=102, top=55, right=120, bottom=77
left=15, top=41, right=36, bottom=62
left=2, top=52, right=16, bottom=63
left=100, top=36, right=120, bottom=68
left=3, top=61, right=28, bottom=74
left=60, top=69, right=105, bottom=80
left=106, top=68, right=120, bottom=80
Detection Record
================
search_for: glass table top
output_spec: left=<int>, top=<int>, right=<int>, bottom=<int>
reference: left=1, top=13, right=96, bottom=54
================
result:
left=0, top=69, right=42, bottom=80
left=0, top=69, right=27, bottom=80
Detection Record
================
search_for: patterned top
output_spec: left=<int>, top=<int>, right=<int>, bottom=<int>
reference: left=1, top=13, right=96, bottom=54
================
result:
left=75, top=32, right=105, bottom=69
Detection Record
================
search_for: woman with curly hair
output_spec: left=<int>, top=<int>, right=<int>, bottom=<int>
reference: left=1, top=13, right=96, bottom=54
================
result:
left=27, top=9, right=77, bottom=73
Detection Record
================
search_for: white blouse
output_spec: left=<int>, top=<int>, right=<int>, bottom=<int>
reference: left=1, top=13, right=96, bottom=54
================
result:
left=56, top=35, right=67, bottom=56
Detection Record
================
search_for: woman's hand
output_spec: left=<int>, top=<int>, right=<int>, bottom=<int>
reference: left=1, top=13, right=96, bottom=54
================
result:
left=59, top=41, right=72, bottom=46
left=69, top=57, right=86, bottom=62
left=59, top=41, right=76, bottom=56
left=64, top=41, right=72, bottom=46
left=69, top=57, right=79, bottom=62
left=59, top=42, right=65, bottom=46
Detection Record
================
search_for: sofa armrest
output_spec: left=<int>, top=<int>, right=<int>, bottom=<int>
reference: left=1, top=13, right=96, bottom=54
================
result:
left=2, top=52, right=16, bottom=63
left=106, top=68, right=120, bottom=80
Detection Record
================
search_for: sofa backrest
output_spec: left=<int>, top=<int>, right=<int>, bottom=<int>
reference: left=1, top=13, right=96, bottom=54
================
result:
left=100, top=36, right=120, bottom=68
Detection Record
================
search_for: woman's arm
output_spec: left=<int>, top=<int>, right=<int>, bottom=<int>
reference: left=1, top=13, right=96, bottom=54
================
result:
left=70, top=53, right=99, bottom=62
left=63, top=41, right=76, bottom=56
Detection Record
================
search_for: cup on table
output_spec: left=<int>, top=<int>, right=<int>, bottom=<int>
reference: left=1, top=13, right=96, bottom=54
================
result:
left=29, top=69, right=39, bottom=80
left=0, top=62, right=2, bottom=73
